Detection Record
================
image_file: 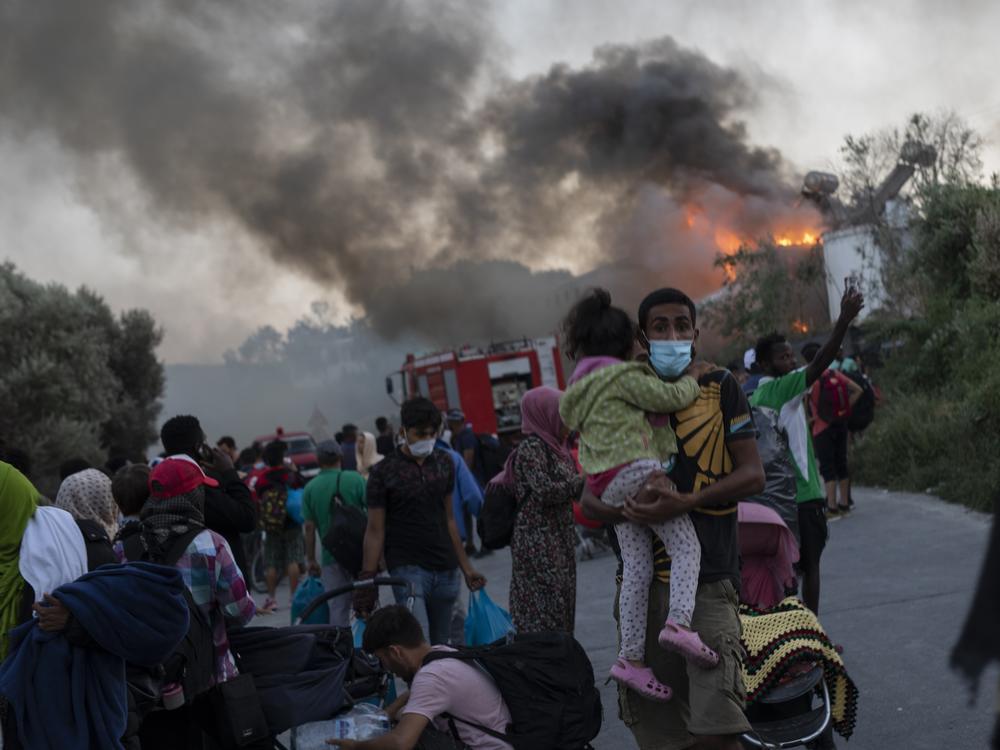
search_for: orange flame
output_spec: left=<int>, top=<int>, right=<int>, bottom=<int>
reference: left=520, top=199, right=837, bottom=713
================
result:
left=713, top=228, right=742, bottom=255
left=775, top=232, right=819, bottom=247
left=678, top=201, right=821, bottom=285
left=791, top=320, right=810, bottom=334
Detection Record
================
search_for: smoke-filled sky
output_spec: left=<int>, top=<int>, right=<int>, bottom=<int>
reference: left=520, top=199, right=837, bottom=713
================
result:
left=2, top=0, right=999, bottom=364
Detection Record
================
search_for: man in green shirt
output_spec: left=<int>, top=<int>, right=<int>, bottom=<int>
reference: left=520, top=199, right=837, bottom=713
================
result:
left=303, top=440, right=367, bottom=626
left=749, top=284, right=864, bottom=615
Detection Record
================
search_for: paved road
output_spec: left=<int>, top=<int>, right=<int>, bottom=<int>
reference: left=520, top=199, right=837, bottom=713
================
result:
left=267, top=487, right=995, bottom=747
left=469, top=487, right=996, bottom=749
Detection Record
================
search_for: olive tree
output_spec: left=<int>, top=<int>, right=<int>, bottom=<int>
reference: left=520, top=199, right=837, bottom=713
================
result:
left=0, top=262, right=163, bottom=493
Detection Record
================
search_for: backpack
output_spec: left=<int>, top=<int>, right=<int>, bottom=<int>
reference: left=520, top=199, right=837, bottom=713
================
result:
left=423, top=632, right=603, bottom=750
left=478, top=445, right=519, bottom=551
left=476, top=434, right=512, bottom=485
left=121, top=526, right=217, bottom=711
left=321, top=473, right=367, bottom=577
left=816, top=370, right=852, bottom=424
left=845, top=371, right=877, bottom=433
left=75, top=518, right=117, bottom=570
left=258, top=480, right=289, bottom=533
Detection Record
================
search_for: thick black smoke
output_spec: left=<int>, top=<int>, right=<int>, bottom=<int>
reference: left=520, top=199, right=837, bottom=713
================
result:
left=0, top=0, right=808, bottom=342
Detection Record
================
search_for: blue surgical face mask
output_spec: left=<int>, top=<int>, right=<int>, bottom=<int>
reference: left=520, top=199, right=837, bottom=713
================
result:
left=648, top=339, right=693, bottom=379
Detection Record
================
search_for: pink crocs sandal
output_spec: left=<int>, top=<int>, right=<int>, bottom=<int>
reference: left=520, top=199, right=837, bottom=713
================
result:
left=658, top=620, right=720, bottom=669
left=609, top=659, right=673, bottom=702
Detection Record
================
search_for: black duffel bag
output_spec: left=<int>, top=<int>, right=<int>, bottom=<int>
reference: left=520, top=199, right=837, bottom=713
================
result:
left=228, top=624, right=352, bottom=734
left=321, top=473, right=367, bottom=576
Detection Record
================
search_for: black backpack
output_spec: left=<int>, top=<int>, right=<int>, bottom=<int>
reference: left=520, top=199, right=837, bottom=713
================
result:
left=476, top=434, right=511, bottom=484
left=478, top=480, right=518, bottom=551
left=321, top=473, right=367, bottom=577
left=845, top=371, right=877, bottom=433
left=121, top=526, right=217, bottom=710
left=423, top=632, right=603, bottom=750
left=75, top=518, right=118, bottom=570
left=477, top=444, right=522, bottom=551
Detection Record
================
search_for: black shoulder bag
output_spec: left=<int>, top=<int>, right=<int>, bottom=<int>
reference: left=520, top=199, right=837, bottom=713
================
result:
left=321, top=473, right=368, bottom=577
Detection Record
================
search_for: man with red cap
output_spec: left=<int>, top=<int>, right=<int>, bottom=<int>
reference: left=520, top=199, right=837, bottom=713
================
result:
left=117, top=456, right=257, bottom=750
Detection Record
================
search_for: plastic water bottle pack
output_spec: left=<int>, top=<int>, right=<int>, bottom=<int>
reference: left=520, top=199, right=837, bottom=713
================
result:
left=294, top=705, right=391, bottom=749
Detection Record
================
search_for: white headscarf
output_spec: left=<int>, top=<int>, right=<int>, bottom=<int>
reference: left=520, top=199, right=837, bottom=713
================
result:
left=19, top=506, right=88, bottom=601
left=356, top=431, right=384, bottom=479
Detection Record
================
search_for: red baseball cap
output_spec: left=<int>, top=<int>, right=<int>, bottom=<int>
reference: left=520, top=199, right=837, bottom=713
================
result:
left=150, top=455, right=219, bottom=499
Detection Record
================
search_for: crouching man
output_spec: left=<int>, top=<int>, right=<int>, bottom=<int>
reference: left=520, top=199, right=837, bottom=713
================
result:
left=327, top=605, right=512, bottom=750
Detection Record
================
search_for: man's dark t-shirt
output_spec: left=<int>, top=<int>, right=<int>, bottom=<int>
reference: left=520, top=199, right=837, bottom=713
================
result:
left=376, top=434, right=396, bottom=458
left=203, top=466, right=258, bottom=578
left=366, top=448, right=457, bottom=571
left=340, top=442, right=358, bottom=472
left=652, top=369, right=755, bottom=586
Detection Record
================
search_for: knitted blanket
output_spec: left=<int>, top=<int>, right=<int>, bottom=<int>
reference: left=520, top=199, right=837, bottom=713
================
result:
left=740, top=597, right=859, bottom=739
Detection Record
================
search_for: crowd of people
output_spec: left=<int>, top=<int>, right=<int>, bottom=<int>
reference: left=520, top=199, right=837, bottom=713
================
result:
left=0, top=278, right=880, bottom=750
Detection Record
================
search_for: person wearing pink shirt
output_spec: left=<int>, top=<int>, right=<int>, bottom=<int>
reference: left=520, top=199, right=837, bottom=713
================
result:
left=327, top=605, right=512, bottom=750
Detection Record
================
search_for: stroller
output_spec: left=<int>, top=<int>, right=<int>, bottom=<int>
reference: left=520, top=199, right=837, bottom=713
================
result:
left=228, top=577, right=414, bottom=750
left=737, top=502, right=855, bottom=749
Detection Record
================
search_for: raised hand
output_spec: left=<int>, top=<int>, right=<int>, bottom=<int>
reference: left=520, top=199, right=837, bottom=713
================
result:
left=839, top=281, right=865, bottom=324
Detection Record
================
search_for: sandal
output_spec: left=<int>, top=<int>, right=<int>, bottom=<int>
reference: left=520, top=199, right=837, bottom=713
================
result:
left=609, top=659, right=672, bottom=702
left=658, top=620, right=720, bottom=669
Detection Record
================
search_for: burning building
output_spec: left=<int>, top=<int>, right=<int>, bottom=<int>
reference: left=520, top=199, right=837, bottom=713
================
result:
left=802, top=140, right=936, bottom=322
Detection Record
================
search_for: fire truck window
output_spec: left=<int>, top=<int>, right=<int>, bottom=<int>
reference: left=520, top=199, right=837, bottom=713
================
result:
left=417, top=374, right=430, bottom=397
left=443, top=369, right=461, bottom=410
left=493, top=377, right=531, bottom=432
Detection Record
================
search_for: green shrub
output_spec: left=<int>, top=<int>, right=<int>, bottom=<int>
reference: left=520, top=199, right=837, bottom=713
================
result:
left=853, top=185, right=1000, bottom=511
left=853, top=385, right=1000, bottom=511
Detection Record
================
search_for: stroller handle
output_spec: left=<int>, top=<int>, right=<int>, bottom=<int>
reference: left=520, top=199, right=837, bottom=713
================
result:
left=740, top=677, right=831, bottom=749
left=293, top=576, right=416, bottom=625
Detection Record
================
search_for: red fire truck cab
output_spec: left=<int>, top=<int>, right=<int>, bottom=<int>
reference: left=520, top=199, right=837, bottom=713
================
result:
left=386, top=336, right=566, bottom=435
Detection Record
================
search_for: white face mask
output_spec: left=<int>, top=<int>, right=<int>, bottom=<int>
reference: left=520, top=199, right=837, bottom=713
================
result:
left=408, top=438, right=436, bottom=458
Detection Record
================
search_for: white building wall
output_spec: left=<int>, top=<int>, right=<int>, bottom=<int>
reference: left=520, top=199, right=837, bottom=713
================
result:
left=821, top=224, right=886, bottom=323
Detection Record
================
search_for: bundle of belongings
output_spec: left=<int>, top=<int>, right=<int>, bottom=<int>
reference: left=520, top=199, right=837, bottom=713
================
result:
left=0, top=562, right=189, bottom=750
left=740, top=597, right=859, bottom=740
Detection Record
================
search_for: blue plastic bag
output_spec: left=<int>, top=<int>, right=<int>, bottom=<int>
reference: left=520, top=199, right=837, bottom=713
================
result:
left=352, top=618, right=398, bottom=703
left=464, top=589, right=515, bottom=646
left=291, top=575, right=329, bottom=625
left=286, top=487, right=305, bottom=525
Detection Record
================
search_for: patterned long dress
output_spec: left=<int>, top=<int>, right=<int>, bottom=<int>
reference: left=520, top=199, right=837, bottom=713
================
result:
left=509, top=435, right=584, bottom=634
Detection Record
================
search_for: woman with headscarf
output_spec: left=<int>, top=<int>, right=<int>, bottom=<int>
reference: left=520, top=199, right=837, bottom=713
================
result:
left=0, top=461, right=188, bottom=750
left=55, top=468, right=120, bottom=568
left=355, top=431, right=384, bottom=480
left=0, top=461, right=46, bottom=660
left=499, top=387, right=583, bottom=633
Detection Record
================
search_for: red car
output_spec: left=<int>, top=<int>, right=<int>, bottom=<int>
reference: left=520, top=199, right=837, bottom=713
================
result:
left=253, top=429, right=321, bottom=479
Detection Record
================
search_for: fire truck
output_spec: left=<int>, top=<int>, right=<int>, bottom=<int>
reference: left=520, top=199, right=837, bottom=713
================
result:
left=386, top=336, right=566, bottom=435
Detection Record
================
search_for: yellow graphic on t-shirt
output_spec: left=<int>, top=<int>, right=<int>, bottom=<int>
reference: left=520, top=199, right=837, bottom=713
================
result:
left=674, top=382, right=733, bottom=478
left=651, top=381, right=741, bottom=581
